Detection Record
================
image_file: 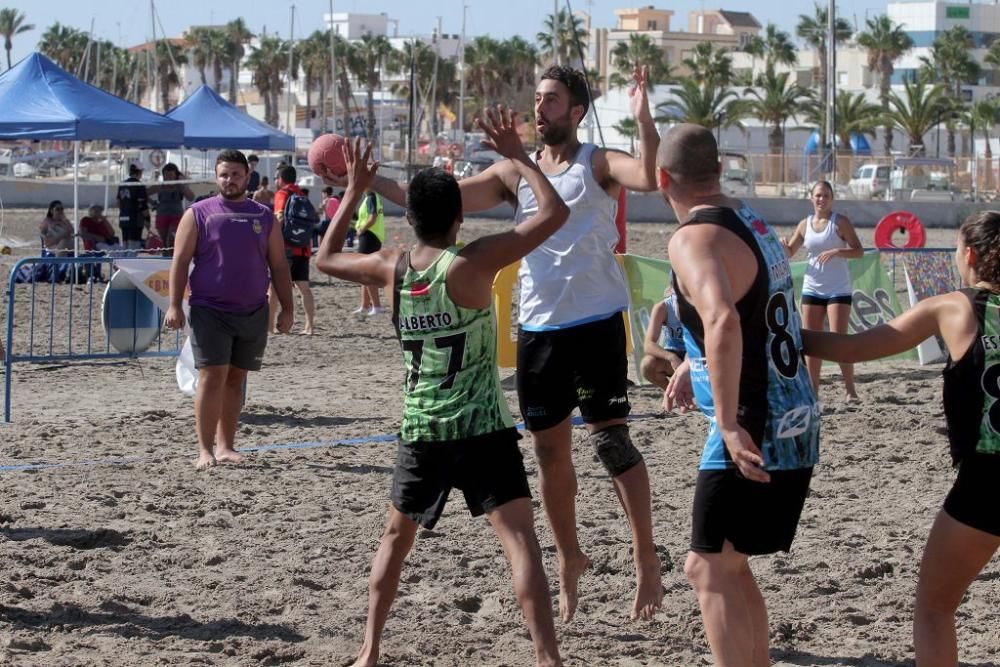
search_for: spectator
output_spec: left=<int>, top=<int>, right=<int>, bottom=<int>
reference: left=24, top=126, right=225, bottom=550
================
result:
left=315, top=186, right=340, bottom=246
left=39, top=200, right=74, bottom=253
left=353, top=190, right=385, bottom=315
left=252, top=176, right=274, bottom=208
left=149, top=162, right=195, bottom=251
left=164, top=149, right=293, bottom=470
left=117, top=163, right=150, bottom=249
left=246, top=154, right=261, bottom=194
left=269, top=165, right=317, bottom=335
left=79, top=205, right=120, bottom=251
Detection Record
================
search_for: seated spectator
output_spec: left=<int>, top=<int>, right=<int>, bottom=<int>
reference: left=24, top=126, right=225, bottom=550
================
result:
left=79, top=205, right=120, bottom=251
left=39, top=200, right=74, bottom=254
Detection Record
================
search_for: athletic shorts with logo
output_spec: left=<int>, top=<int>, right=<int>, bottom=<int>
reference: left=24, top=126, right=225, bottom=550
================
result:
left=189, top=304, right=268, bottom=371
left=391, top=429, right=530, bottom=529
left=516, top=313, right=630, bottom=431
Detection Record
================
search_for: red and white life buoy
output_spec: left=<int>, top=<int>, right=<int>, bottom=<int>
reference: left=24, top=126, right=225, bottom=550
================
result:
left=874, top=211, right=926, bottom=249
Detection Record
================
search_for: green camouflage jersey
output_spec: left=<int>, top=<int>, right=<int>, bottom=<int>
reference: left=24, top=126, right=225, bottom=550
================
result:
left=391, top=247, right=514, bottom=442
left=943, top=288, right=1000, bottom=462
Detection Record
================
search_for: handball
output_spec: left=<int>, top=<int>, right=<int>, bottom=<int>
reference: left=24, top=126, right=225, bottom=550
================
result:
left=308, top=133, right=349, bottom=177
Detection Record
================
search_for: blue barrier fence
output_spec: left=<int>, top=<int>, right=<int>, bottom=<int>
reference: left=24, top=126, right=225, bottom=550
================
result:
left=4, top=256, right=181, bottom=422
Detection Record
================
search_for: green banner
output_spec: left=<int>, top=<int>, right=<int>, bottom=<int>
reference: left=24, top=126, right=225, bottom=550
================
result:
left=620, top=251, right=915, bottom=381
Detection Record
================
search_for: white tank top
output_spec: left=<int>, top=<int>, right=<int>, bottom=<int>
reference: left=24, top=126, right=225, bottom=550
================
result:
left=801, top=212, right=852, bottom=298
left=514, top=143, right=628, bottom=331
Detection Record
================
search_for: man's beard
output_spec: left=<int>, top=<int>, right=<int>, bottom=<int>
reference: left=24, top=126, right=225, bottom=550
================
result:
left=539, top=111, right=575, bottom=145
left=219, top=186, right=245, bottom=201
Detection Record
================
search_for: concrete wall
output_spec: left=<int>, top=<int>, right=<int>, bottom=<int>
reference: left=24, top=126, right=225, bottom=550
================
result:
left=3, top=179, right=988, bottom=230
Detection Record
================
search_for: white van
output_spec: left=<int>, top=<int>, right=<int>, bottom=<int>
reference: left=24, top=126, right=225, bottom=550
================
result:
left=848, top=164, right=891, bottom=199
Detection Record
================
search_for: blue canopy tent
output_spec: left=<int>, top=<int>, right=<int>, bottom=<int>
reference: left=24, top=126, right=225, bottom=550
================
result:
left=0, top=52, right=184, bottom=253
left=165, top=84, right=295, bottom=150
left=803, top=130, right=872, bottom=156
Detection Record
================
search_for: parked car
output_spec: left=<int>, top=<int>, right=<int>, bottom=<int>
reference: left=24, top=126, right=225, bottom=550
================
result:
left=719, top=152, right=755, bottom=197
left=889, top=157, right=957, bottom=202
left=848, top=163, right=891, bottom=199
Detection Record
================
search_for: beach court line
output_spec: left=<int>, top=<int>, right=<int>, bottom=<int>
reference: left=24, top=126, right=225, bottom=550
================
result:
left=0, top=413, right=668, bottom=473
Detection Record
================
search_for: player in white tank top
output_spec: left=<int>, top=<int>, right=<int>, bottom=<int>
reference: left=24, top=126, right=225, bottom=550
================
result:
left=782, top=180, right=864, bottom=400
left=321, top=65, right=667, bottom=624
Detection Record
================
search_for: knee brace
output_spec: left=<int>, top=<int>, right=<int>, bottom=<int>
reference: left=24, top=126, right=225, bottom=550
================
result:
left=591, top=424, right=643, bottom=477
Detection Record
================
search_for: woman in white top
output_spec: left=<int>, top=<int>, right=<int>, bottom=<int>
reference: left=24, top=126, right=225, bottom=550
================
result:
left=783, top=180, right=864, bottom=399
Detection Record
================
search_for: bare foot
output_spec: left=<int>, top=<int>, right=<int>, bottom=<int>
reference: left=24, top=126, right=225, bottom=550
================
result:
left=348, top=642, right=378, bottom=667
left=631, top=558, right=663, bottom=620
left=300, top=329, right=314, bottom=336
left=845, top=391, right=860, bottom=402
left=194, top=452, right=216, bottom=470
left=214, top=448, right=246, bottom=464
left=558, top=552, right=589, bottom=622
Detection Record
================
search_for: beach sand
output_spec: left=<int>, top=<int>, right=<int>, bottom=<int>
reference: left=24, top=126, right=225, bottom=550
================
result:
left=0, top=209, right=997, bottom=666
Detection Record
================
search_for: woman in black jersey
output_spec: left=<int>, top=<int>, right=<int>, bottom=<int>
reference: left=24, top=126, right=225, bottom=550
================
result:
left=803, top=211, right=1000, bottom=666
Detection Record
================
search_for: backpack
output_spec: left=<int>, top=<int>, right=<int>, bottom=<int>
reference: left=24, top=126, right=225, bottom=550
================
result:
left=281, top=190, right=319, bottom=248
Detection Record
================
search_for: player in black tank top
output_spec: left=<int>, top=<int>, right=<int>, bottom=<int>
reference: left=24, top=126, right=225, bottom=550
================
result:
left=802, top=211, right=1000, bottom=664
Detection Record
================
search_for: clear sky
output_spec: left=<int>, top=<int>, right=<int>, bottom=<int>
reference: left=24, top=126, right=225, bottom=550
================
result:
left=4, top=0, right=889, bottom=66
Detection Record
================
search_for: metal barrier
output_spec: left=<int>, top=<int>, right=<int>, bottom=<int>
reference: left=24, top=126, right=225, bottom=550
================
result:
left=3, top=255, right=181, bottom=422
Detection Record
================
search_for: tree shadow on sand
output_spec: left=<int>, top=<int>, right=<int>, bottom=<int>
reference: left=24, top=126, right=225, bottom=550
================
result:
left=1, top=600, right=305, bottom=643
left=772, top=649, right=998, bottom=667
left=1, top=527, right=129, bottom=550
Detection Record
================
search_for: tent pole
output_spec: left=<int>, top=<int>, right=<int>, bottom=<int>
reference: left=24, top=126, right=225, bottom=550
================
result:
left=73, top=142, right=80, bottom=258
left=104, top=140, right=111, bottom=211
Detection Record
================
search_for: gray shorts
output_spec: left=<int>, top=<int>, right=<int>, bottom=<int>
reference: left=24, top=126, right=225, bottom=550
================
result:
left=189, top=304, right=268, bottom=371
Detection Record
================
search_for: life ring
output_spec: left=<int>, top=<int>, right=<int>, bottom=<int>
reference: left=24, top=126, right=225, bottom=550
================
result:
left=874, top=211, right=925, bottom=249
left=149, top=149, right=166, bottom=168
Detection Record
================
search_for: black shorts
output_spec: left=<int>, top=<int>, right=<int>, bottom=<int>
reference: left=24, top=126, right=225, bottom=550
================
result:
left=691, top=467, right=814, bottom=555
left=516, top=314, right=630, bottom=431
left=189, top=304, right=269, bottom=371
left=358, top=231, right=382, bottom=254
left=391, top=429, right=530, bottom=529
left=287, top=254, right=310, bottom=283
left=943, top=453, right=1000, bottom=537
left=801, top=294, right=852, bottom=306
left=120, top=225, right=143, bottom=242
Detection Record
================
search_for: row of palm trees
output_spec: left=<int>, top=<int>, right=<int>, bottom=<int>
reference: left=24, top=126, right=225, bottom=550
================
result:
left=4, top=5, right=998, bottom=161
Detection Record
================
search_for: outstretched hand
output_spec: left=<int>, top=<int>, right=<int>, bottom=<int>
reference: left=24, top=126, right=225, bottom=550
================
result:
left=476, top=106, right=527, bottom=162
left=663, top=359, right=696, bottom=413
left=627, top=65, right=653, bottom=123
left=342, top=137, right=379, bottom=193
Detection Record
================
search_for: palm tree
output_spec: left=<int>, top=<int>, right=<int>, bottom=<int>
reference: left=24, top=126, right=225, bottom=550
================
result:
left=744, top=69, right=807, bottom=182
left=856, top=15, right=914, bottom=155
left=762, top=23, right=798, bottom=73
left=0, top=8, right=32, bottom=70
left=332, top=36, right=363, bottom=134
left=656, top=78, right=743, bottom=130
left=920, top=26, right=980, bottom=157
left=298, top=30, right=332, bottom=131
left=886, top=75, right=948, bottom=156
left=613, top=117, right=638, bottom=155
left=537, top=9, right=588, bottom=67
left=38, top=22, right=88, bottom=72
left=969, top=98, right=1000, bottom=190
left=224, top=18, right=253, bottom=104
left=796, top=3, right=853, bottom=119
left=186, top=27, right=228, bottom=89
left=609, top=34, right=673, bottom=90
left=351, top=34, right=395, bottom=139
left=153, top=40, right=188, bottom=112
left=803, top=91, right=883, bottom=151
left=682, top=41, right=733, bottom=88
left=246, top=35, right=291, bottom=126
left=461, top=36, right=537, bottom=132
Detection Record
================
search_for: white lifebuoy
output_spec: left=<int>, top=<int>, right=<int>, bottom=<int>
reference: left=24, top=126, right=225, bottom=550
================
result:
left=149, top=149, right=166, bottom=169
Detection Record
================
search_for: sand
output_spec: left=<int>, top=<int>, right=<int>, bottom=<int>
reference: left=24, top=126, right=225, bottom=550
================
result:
left=0, top=208, right=997, bottom=666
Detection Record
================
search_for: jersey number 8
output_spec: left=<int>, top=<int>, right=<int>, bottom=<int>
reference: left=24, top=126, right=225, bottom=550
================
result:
left=765, top=292, right=800, bottom=379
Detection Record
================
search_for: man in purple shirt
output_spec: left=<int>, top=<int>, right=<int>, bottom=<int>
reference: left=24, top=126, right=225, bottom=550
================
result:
left=166, top=149, right=294, bottom=470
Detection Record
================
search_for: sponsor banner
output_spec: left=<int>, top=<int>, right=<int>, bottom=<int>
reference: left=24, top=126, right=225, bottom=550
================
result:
left=115, top=258, right=197, bottom=395
left=619, top=251, right=915, bottom=383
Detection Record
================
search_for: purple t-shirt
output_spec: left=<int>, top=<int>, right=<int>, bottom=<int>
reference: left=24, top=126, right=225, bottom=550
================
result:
left=189, top=196, right=274, bottom=313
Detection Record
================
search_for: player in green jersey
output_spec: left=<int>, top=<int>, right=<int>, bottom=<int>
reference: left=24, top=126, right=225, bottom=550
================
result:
left=803, top=211, right=1000, bottom=666
left=316, top=108, right=569, bottom=667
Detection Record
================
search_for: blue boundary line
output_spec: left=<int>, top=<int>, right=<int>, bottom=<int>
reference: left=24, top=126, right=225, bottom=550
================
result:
left=0, top=414, right=667, bottom=474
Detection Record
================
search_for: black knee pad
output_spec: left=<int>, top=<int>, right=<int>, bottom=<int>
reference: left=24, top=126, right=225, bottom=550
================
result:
left=590, top=424, right=642, bottom=477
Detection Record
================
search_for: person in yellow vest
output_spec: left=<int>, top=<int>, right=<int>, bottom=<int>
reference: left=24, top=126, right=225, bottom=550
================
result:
left=354, top=190, right=386, bottom=315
